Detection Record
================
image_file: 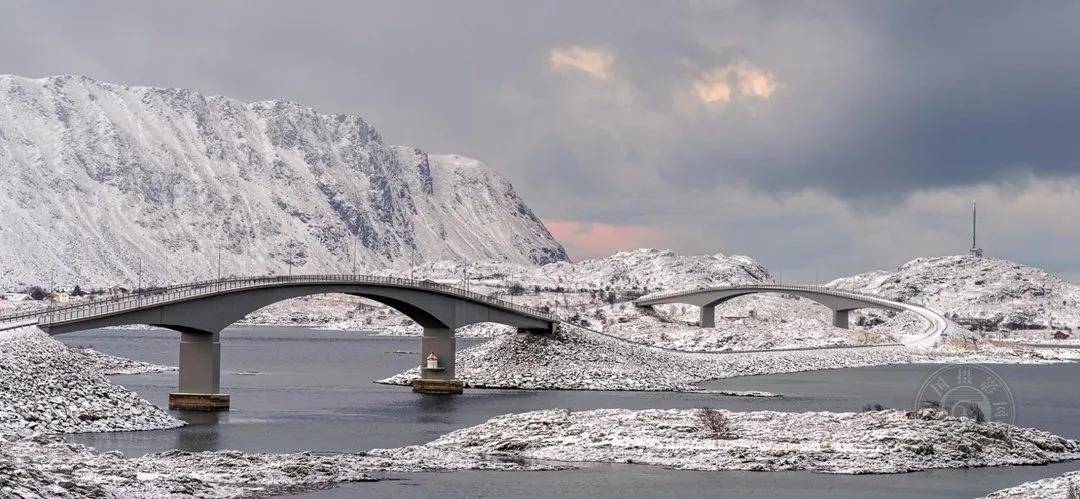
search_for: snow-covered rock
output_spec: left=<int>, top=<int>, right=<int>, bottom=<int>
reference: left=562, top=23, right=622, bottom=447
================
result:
left=0, top=326, right=183, bottom=435
left=0, top=427, right=561, bottom=498
left=0, top=74, right=566, bottom=289
left=400, top=408, right=1080, bottom=474
left=984, top=470, right=1080, bottom=498
left=830, top=255, right=1080, bottom=331
left=378, top=325, right=930, bottom=391
left=70, top=345, right=176, bottom=375
left=379, top=323, right=1079, bottom=391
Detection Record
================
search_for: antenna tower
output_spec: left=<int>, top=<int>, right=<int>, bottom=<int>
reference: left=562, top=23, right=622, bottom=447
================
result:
left=969, top=201, right=983, bottom=257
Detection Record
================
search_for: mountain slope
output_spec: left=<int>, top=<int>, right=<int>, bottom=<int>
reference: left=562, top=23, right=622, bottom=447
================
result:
left=0, top=74, right=566, bottom=288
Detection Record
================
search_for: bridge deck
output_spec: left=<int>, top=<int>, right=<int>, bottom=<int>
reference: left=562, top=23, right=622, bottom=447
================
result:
left=0, top=274, right=557, bottom=328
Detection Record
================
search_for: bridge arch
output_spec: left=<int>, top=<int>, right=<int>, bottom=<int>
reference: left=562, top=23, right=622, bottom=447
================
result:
left=29, top=275, right=556, bottom=408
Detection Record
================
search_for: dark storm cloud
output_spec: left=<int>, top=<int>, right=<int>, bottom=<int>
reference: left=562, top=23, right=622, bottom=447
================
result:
left=3, top=1, right=1080, bottom=278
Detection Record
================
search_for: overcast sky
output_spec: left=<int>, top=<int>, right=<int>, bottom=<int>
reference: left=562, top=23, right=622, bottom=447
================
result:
left=4, top=1, right=1080, bottom=281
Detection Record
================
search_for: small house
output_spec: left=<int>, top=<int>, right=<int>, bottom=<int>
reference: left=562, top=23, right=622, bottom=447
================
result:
left=1053, top=331, right=1070, bottom=340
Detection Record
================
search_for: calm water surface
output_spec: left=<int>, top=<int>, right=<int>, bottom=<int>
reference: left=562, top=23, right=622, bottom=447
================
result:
left=58, top=327, right=1080, bottom=498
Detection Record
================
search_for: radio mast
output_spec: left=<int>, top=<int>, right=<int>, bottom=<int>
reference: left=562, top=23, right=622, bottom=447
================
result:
left=969, top=201, right=983, bottom=257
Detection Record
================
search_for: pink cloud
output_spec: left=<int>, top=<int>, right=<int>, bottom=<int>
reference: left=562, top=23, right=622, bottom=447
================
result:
left=544, top=219, right=665, bottom=259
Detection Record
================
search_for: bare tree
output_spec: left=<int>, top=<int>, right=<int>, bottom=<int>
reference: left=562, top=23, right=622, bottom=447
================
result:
left=698, top=407, right=737, bottom=439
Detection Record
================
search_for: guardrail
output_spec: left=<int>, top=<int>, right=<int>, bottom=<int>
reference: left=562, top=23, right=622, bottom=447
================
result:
left=0, top=275, right=558, bottom=327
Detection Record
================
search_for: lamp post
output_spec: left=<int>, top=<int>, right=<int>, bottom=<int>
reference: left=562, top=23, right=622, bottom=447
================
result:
left=136, top=259, right=142, bottom=305
left=351, top=237, right=357, bottom=275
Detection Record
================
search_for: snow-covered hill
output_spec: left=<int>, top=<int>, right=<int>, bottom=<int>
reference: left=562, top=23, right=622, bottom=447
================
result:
left=0, top=74, right=566, bottom=289
left=400, top=248, right=772, bottom=294
left=829, top=255, right=1080, bottom=331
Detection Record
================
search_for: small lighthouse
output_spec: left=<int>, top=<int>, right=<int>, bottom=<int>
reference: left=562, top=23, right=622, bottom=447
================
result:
left=426, top=352, right=440, bottom=369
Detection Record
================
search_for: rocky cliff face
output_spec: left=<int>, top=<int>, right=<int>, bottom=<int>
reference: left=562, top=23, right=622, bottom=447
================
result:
left=829, top=255, right=1080, bottom=330
left=0, top=75, right=566, bottom=289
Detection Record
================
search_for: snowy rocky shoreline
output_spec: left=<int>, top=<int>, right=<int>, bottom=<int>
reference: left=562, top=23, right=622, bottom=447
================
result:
left=0, top=430, right=565, bottom=498
left=0, top=327, right=181, bottom=436
left=983, top=470, right=1080, bottom=498
left=377, top=324, right=1075, bottom=392
left=397, top=408, right=1080, bottom=474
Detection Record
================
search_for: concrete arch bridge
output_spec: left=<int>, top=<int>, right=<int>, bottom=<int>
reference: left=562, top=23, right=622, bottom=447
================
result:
left=10, top=275, right=557, bottom=409
left=634, top=284, right=946, bottom=348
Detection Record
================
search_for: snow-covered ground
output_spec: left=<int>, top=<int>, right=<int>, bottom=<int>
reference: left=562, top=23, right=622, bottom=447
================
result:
left=397, top=408, right=1080, bottom=474
left=831, top=255, right=1080, bottom=332
left=984, top=470, right=1080, bottom=498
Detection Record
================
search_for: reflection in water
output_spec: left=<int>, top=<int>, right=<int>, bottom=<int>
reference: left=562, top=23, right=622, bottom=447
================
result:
left=171, top=411, right=226, bottom=452
left=416, top=392, right=462, bottom=424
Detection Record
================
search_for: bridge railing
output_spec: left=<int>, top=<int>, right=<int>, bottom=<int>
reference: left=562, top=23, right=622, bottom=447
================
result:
left=17, top=274, right=558, bottom=327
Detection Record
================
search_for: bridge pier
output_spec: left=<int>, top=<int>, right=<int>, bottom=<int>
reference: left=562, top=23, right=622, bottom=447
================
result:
left=832, top=310, right=850, bottom=329
left=700, top=305, right=716, bottom=328
left=169, top=329, right=230, bottom=411
left=413, top=327, right=463, bottom=394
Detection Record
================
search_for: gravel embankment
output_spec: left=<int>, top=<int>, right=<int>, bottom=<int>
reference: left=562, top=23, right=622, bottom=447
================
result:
left=0, top=326, right=182, bottom=435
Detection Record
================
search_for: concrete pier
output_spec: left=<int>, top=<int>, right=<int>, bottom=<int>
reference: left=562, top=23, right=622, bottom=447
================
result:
left=832, top=309, right=850, bottom=329
left=413, top=327, right=463, bottom=394
left=169, top=330, right=230, bottom=411
left=700, top=305, right=716, bottom=328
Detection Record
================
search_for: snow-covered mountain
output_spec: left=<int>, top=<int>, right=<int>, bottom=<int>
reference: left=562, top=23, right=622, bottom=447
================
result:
left=829, top=255, right=1080, bottom=330
left=0, top=75, right=566, bottom=289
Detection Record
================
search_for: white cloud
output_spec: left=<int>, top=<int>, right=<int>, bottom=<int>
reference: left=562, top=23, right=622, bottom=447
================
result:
left=549, top=46, right=614, bottom=80
left=693, top=60, right=778, bottom=104
left=693, top=79, right=732, bottom=103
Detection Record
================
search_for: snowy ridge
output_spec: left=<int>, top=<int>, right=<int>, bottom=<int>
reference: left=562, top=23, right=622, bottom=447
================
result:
left=0, top=74, right=566, bottom=289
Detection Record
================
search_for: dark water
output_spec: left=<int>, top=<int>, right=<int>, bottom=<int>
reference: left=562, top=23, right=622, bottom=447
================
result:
left=58, top=327, right=1080, bottom=498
